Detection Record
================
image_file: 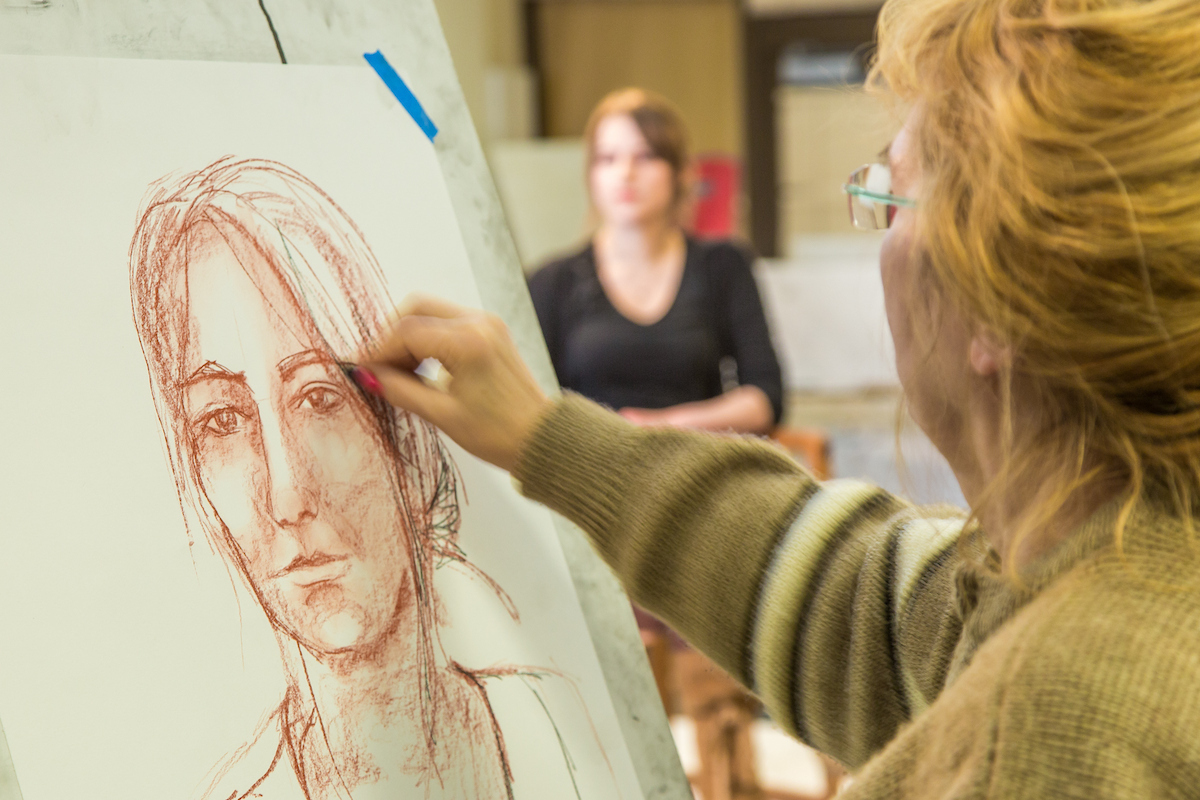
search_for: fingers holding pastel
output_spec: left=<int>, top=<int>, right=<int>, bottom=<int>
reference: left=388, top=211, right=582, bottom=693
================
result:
left=363, top=296, right=509, bottom=373
left=366, top=361, right=454, bottom=421
left=355, top=295, right=551, bottom=471
left=393, top=292, right=470, bottom=321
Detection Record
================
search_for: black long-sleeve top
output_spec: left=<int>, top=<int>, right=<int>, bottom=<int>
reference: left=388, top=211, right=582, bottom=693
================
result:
left=528, top=238, right=785, bottom=424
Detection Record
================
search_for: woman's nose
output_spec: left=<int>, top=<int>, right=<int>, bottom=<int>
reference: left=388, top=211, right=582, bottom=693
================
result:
left=259, top=412, right=318, bottom=528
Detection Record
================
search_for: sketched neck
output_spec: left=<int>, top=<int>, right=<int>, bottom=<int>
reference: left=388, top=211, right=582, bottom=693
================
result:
left=277, top=596, right=436, bottom=794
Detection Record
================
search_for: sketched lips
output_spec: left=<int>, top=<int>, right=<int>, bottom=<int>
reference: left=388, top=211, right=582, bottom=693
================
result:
left=274, top=553, right=349, bottom=586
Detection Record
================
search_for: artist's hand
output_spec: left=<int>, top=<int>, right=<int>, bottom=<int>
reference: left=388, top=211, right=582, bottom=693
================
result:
left=357, top=295, right=552, bottom=472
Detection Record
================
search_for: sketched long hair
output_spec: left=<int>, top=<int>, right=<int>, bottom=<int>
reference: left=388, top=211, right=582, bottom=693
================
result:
left=129, top=157, right=510, bottom=747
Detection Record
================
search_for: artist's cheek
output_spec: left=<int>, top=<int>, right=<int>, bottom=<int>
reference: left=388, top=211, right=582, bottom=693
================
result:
left=880, top=216, right=920, bottom=384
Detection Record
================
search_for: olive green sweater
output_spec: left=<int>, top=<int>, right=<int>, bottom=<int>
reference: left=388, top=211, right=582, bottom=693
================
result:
left=513, top=396, right=1200, bottom=799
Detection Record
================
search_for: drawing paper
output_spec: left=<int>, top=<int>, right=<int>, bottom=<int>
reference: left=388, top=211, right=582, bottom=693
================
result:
left=0, top=55, right=641, bottom=800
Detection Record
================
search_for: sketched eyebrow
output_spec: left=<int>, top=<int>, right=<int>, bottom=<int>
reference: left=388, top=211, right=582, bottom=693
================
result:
left=277, top=348, right=336, bottom=380
left=181, top=361, right=244, bottom=387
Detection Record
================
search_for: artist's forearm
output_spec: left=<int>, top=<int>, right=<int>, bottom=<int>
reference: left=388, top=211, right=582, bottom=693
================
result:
left=514, top=394, right=808, bottom=684
left=513, top=395, right=969, bottom=768
left=658, top=386, right=775, bottom=434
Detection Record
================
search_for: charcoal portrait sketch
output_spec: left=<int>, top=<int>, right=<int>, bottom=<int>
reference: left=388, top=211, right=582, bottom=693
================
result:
left=0, top=56, right=648, bottom=800
left=128, top=157, right=605, bottom=800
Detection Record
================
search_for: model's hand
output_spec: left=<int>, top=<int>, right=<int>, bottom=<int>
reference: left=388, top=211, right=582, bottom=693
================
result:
left=358, top=295, right=552, bottom=472
left=619, top=407, right=678, bottom=427
left=619, top=386, right=775, bottom=435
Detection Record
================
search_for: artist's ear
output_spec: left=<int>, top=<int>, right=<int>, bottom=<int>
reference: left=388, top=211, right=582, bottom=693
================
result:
left=968, top=330, right=1009, bottom=377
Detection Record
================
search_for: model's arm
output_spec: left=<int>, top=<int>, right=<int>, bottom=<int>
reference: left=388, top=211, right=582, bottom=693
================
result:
left=715, top=243, right=785, bottom=424
left=361, top=298, right=966, bottom=767
left=619, top=384, right=773, bottom=433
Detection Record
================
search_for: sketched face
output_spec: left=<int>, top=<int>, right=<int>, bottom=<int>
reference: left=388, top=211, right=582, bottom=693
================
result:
left=180, top=224, right=412, bottom=656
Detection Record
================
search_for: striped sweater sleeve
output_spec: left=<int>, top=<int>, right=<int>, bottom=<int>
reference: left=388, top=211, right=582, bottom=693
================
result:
left=513, top=395, right=968, bottom=767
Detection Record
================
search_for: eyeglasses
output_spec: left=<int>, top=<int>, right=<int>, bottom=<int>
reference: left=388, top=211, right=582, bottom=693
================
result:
left=843, top=163, right=916, bottom=230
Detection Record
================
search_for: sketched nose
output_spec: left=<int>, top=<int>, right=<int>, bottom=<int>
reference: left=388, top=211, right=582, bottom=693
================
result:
left=269, top=467, right=317, bottom=527
left=261, top=423, right=317, bottom=527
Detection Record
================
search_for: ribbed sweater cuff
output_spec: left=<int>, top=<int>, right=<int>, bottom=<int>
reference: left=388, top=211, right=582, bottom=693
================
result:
left=512, top=394, right=637, bottom=550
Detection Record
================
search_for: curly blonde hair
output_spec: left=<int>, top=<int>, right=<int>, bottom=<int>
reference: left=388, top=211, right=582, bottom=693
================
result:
left=870, top=0, right=1200, bottom=561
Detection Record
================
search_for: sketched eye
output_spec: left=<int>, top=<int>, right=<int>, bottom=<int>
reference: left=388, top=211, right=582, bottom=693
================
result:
left=298, top=385, right=344, bottom=414
left=200, top=407, right=246, bottom=437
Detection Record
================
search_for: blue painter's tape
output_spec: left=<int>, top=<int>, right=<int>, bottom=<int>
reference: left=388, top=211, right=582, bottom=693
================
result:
left=364, top=50, right=438, bottom=141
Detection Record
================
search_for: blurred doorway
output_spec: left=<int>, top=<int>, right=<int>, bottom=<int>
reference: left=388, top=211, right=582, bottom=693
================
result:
left=742, top=7, right=878, bottom=255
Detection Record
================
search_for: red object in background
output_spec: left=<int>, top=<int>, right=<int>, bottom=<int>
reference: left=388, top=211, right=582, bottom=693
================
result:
left=690, top=154, right=741, bottom=239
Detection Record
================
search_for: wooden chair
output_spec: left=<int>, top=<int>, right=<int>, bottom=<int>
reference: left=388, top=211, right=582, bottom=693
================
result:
left=641, top=627, right=677, bottom=716
left=770, top=427, right=831, bottom=479
left=675, top=649, right=764, bottom=800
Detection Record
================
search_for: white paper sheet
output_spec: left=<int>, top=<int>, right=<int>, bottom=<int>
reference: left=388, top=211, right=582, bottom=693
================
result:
left=0, top=55, right=641, bottom=800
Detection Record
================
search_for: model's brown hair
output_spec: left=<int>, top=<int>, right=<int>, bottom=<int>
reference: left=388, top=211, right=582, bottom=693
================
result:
left=584, top=87, right=691, bottom=208
left=870, top=0, right=1200, bottom=564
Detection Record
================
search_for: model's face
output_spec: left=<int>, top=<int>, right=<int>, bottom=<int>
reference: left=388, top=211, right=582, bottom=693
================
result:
left=589, top=113, right=677, bottom=227
left=181, top=226, right=412, bottom=656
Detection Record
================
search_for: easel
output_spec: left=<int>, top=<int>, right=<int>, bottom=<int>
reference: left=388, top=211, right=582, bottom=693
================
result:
left=0, top=3, right=688, bottom=797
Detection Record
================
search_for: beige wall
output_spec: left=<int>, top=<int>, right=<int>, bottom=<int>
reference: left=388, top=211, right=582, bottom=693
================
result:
left=776, top=86, right=898, bottom=251
left=433, top=0, right=527, bottom=139
left=432, top=0, right=486, bottom=129
left=745, top=0, right=882, bottom=16
left=489, top=138, right=590, bottom=270
left=486, top=0, right=525, bottom=67
left=536, top=0, right=744, bottom=157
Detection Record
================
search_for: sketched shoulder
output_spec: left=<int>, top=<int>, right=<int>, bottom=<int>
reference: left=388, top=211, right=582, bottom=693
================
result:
left=480, top=669, right=624, bottom=800
left=193, top=671, right=622, bottom=800
left=192, top=705, right=302, bottom=800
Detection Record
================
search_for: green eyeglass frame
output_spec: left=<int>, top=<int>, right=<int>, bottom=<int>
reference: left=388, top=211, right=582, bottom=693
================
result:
left=842, top=163, right=917, bottom=230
